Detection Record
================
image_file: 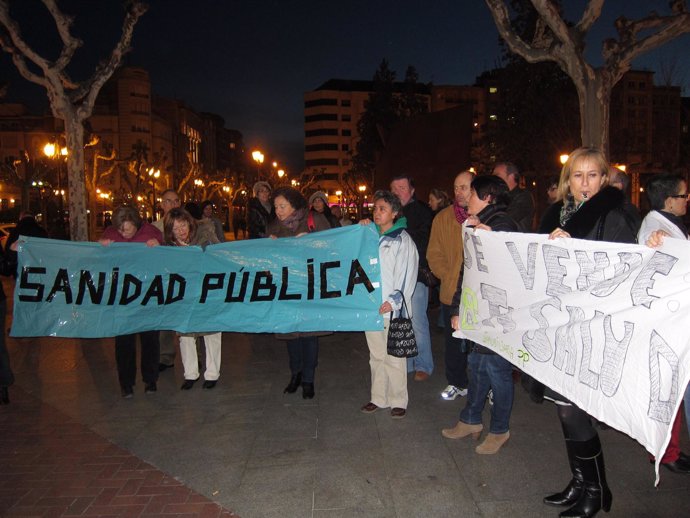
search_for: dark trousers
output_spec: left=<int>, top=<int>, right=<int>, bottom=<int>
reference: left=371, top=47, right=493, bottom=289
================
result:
left=442, top=304, right=468, bottom=388
left=0, top=299, right=14, bottom=387
left=115, top=331, right=160, bottom=388
left=286, top=336, right=319, bottom=383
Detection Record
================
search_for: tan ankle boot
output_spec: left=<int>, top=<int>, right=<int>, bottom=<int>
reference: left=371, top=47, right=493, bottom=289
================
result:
left=475, top=431, right=510, bottom=454
left=441, top=421, right=483, bottom=440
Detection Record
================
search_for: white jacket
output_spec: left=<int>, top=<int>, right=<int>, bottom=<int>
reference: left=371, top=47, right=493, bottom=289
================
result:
left=638, top=210, right=688, bottom=243
left=378, top=227, right=419, bottom=319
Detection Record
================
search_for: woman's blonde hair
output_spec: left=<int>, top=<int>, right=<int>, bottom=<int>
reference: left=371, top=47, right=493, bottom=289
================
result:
left=556, top=147, right=609, bottom=202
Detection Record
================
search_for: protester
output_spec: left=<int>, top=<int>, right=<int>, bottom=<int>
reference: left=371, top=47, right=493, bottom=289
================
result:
left=99, top=206, right=162, bottom=397
left=4, top=211, right=49, bottom=277
left=639, top=173, right=690, bottom=474
left=267, top=186, right=331, bottom=399
left=535, top=147, right=639, bottom=517
left=444, top=175, right=517, bottom=455
left=427, top=171, right=473, bottom=401
left=492, top=161, right=535, bottom=232
left=331, top=205, right=352, bottom=226
left=428, top=188, right=451, bottom=216
left=390, top=176, right=434, bottom=381
left=308, top=191, right=340, bottom=228
left=546, top=175, right=559, bottom=205
left=0, top=244, right=14, bottom=404
left=201, top=200, right=226, bottom=242
left=359, top=190, right=418, bottom=419
left=153, top=189, right=181, bottom=372
left=163, top=207, right=222, bottom=390
left=247, top=181, right=274, bottom=239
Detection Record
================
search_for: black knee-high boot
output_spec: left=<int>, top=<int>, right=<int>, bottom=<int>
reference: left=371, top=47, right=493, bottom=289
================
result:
left=544, top=439, right=585, bottom=506
left=560, top=435, right=612, bottom=518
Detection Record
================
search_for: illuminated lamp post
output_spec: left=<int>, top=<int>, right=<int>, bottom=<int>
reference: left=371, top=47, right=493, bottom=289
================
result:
left=44, top=142, right=68, bottom=234
left=148, top=167, right=160, bottom=219
left=252, top=150, right=264, bottom=180
left=358, top=184, right=367, bottom=219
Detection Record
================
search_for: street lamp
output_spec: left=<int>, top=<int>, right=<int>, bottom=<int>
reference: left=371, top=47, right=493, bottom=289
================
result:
left=358, top=184, right=367, bottom=219
left=252, top=150, right=264, bottom=180
left=194, top=178, right=204, bottom=201
left=559, top=154, right=569, bottom=165
left=148, top=167, right=160, bottom=219
left=44, top=141, right=68, bottom=235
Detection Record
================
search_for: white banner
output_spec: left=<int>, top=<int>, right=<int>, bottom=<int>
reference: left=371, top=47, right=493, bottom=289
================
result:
left=455, top=228, right=690, bottom=483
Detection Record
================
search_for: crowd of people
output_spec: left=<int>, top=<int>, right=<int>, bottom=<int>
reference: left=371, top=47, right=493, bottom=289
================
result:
left=1, top=147, right=689, bottom=518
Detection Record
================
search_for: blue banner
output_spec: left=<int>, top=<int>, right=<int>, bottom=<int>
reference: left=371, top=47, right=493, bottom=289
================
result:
left=11, top=225, right=383, bottom=338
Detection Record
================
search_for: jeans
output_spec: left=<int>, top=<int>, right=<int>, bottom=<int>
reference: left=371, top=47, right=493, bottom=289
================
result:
left=287, top=336, right=319, bottom=383
left=407, top=282, right=433, bottom=375
left=442, top=304, right=468, bottom=388
left=459, top=348, right=514, bottom=434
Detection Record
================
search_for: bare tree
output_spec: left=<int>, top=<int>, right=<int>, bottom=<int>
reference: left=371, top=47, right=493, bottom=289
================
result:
left=0, top=0, right=148, bottom=240
left=485, top=0, right=690, bottom=154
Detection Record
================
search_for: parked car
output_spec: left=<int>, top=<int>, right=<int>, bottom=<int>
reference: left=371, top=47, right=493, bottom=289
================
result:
left=0, top=223, right=16, bottom=251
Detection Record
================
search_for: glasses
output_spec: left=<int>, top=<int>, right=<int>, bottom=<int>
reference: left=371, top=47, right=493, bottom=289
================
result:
left=670, top=193, right=689, bottom=199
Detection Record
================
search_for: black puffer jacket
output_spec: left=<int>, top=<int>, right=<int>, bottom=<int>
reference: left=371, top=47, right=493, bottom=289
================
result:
left=538, top=186, right=639, bottom=243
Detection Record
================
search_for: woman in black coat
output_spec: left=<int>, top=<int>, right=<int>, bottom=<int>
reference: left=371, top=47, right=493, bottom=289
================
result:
left=537, top=147, right=639, bottom=518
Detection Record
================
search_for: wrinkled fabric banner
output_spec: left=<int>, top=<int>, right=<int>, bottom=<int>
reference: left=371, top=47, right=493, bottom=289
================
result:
left=12, top=224, right=383, bottom=338
left=454, top=228, right=690, bottom=484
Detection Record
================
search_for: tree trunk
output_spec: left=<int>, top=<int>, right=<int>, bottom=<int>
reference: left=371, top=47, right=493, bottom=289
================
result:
left=576, top=70, right=612, bottom=156
left=64, top=112, right=88, bottom=241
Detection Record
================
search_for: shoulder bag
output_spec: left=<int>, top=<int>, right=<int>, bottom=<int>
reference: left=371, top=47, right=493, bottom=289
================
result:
left=386, top=291, right=418, bottom=358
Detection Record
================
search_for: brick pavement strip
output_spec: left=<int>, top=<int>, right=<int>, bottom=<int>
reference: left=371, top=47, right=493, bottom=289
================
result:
left=0, top=388, right=240, bottom=518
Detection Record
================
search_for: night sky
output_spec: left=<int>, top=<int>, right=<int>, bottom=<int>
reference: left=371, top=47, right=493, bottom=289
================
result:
left=1, top=0, right=689, bottom=174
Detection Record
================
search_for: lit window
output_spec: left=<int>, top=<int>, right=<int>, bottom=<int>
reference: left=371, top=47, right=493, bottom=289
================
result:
left=489, top=114, right=498, bottom=121
left=489, top=87, right=498, bottom=94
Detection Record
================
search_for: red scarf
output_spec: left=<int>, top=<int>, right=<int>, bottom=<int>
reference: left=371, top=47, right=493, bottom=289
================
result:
left=454, top=202, right=469, bottom=225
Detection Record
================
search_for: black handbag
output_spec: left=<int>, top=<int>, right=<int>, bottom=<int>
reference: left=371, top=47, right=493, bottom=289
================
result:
left=386, top=291, right=418, bottom=358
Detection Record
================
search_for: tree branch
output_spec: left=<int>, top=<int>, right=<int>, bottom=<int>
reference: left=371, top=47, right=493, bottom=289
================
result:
left=76, top=1, right=148, bottom=115
left=42, top=0, right=83, bottom=73
left=484, top=0, right=555, bottom=63
left=0, top=1, right=51, bottom=86
left=576, top=0, right=604, bottom=33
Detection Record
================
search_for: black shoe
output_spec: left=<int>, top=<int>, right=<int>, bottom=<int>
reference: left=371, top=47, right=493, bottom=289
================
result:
left=0, top=386, right=9, bottom=404
left=661, top=456, right=690, bottom=474
left=284, top=372, right=302, bottom=394
left=202, top=380, right=217, bottom=390
left=121, top=385, right=133, bottom=398
left=180, top=379, right=198, bottom=390
left=144, top=382, right=157, bottom=394
left=302, top=382, right=315, bottom=399
left=158, top=363, right=174, bottom=372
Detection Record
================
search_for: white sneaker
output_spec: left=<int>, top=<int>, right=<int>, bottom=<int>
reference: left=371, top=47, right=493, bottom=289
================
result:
left=441, top=385, right=468, bottom=400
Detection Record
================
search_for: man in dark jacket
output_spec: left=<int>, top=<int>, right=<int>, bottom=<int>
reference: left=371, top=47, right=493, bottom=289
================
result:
left=390, top=176, right=434, bottom=381
left=493, top=161, right=534, bottom=232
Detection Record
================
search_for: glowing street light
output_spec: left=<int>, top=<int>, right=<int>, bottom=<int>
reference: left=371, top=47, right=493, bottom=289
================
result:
left=252, top=150, right=265, bottom=180
left=559, top=154, right=569, bottom=165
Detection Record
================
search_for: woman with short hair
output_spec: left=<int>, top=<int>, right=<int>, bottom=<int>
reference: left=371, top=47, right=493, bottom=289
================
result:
left=267, top=187, right=331, bottom=398
left=100, top=205, right=162, bottom=398
left=359, top=190, right=418, bottom=419
left=163, top=208, right=222, bottom=390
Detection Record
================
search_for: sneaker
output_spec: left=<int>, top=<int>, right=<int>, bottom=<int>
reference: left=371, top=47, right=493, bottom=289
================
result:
left=120, top=386, right=133, bottom=399
left=487, top=389, right=494, bottom=406
left=441, top=385, right=468, bottom=400
left=144, top=382, right=157, bottom=394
